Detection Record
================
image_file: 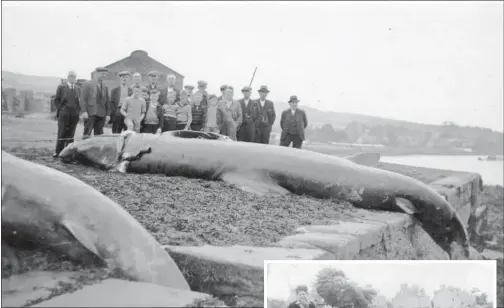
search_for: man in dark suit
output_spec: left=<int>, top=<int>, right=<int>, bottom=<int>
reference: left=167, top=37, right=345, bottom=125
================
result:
left=110, top=71, right=133, bottom=133
left=254, top=85, right=276, bottom=144
left=81, top=67, right=110, bottom=138
left=146, top=70, right=167, bottom=105
left=280, top=95, right=308, bottom=149
left=237, top=86, right=259, bottom=142
left=53, top=70, right=81, bottom=157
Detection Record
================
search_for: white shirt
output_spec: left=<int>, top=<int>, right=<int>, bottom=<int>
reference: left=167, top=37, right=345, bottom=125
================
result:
left=291, top=108, right=296, bottom=115
left=67, top=82, right=75, bottom=90
left=259, top=100, right=266, bottom=108
left=226, top=100, right=233, bottom=109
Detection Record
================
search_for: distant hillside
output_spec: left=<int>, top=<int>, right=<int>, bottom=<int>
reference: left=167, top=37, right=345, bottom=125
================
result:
left=2, top=70, right=502, bottom=150
left=271, top=103, right=469, bottom=133
left=2, top=71, right=61, bottom=94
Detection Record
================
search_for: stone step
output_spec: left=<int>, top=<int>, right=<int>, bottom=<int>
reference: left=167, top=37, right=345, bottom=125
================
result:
left=30, top=279, right=211, bottom=307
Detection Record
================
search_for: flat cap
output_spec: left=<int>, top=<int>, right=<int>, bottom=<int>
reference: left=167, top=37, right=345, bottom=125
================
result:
left=241, top=86, right=252, bottom=92
left=258, top=85, right=270, bottom=93
left=184, top=85, right=195, bottom=90
left=148, top=70, right=158, bottom=77
left=141, top=87, right=149, bottom=92
left=288, top=95, right=300, bottom=103
left=95, top=67, right=108, bottom=72
left=118, top=70, right=131, bottom=77
left=150, top=89, right=161, bottom=95
left=197, top=80, right=208, bottom=87
left=220, top=84, right=228, bottom=91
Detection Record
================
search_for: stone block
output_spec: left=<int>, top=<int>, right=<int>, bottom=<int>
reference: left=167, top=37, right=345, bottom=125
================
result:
left=164, top=245, right=330, bottom=307
left=32, top=278, right=210, bottom=307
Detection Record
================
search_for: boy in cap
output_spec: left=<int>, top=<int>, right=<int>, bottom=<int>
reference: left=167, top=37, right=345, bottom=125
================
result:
left=217, top=84, right=227, bottom=101
left=146, top=70, right=167, bottom=105
left=254, top=85, right=276, bottom=144
left=280, top=95, right=308, bottom=149
left=202, top=94, right=222, bottom=133
left=197, top=80, right=209, bottom=106
left=166, top=73, right=180, bottom=102
left=237, top=86, right=259, bottom=142
left=81, top=67, right=110, bottom=138
left=141, top=89, right=164, bottom=134
left=121, top=85, right=146, bottom=133
left=110, top=70, right=132, bottom=133
left=162, top=91, right=179, bottom=132
left=190, top=90, right=206, bottom=131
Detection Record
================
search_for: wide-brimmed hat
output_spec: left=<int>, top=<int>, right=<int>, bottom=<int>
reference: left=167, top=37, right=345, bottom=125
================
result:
left=258, top=85, right=270, bottom=93
left=288, top=95, right=300, bottom=103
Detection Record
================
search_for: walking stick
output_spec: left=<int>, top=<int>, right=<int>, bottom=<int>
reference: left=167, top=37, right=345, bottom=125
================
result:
left=249, top=66, right=258, bottom=88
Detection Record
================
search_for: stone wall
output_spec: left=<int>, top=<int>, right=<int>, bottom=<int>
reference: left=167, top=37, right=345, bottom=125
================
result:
left=163, top=166, right=483, bottom=306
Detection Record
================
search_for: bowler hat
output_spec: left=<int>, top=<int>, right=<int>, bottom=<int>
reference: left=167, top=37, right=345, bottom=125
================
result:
left=241, top=86, right=252, bottom=92
left=95, top=67, right=108, bottom=72
left=258, top=85, right=270, bottom=93
left=118, top=70, right=131, bottom=77
left=148, top=70, right=158, bottom=77
left=288, top=95, right=300, bottom=103
left=197, top=80, right=208, bottom=87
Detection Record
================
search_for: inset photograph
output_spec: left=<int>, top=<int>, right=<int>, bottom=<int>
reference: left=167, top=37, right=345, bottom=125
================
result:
left=265, top=261, right=497, bottom=308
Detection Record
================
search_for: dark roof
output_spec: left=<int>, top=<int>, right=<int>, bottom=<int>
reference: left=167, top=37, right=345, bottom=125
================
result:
left=104, top=50, right=184, bottom=78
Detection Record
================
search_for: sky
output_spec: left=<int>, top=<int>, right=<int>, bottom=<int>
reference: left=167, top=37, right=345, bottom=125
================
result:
left=1, top=1, right=503, bottom=131
left=266, top=261, right=497, bottom=302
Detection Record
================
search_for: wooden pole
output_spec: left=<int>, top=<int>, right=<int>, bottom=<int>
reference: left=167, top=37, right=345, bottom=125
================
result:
left=249, top=66, right=258, bottom=87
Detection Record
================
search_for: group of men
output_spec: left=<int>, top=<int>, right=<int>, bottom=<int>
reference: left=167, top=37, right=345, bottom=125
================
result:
left=53, top=66, right=309, bottom=157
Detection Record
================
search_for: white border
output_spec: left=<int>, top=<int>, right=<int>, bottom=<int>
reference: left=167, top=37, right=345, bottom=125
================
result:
left=263, top=260, right=498, bottom=308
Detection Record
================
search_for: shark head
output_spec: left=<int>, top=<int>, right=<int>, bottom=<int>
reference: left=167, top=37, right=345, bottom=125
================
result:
left=58, top=131, right=145, bottom=169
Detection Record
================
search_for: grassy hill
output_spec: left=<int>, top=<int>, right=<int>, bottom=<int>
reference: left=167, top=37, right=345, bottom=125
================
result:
left=2, top=71, right=61, bottom=94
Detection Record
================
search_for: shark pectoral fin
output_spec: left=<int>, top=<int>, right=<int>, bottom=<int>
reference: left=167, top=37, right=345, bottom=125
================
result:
left=221, top=171, right=289, bottom=196
left=345, top=152, right=381, bottom=167
left=60, top=220, right=101, bottom=258
left=395, top=197, right=418, bottom=215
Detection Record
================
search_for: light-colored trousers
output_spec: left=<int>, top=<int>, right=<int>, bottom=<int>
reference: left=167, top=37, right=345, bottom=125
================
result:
left=124, top=118, right=142, bottom=133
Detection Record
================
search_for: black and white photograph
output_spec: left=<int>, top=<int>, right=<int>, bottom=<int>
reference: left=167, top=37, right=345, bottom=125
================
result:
left=265, top=261, right=497, bottom=308
left=1, top=1, right=503, bottom=307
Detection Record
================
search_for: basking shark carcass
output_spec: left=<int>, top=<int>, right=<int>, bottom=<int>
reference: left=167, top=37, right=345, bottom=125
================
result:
left=1, top=151, right=190, bottom=290
left=59, top=132, right=472, bottom=259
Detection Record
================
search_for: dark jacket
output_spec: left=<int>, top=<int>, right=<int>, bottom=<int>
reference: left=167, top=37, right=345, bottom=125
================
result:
left=254, top=99, right=276, bottom=127
left=54, top=83, right=81, bottom=117
left=146, top=83, right=167, bottom=105
left=81, top=80, right=110, bottom=117
left=238, top=98, right=259, bottom=124
left=110, top=85, right=133, bottom=115
left=280, top=108, right=308, bottom=140
left=287, top=301, right=316, bottom=308
left=142, top=102, right=164, bottom=131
